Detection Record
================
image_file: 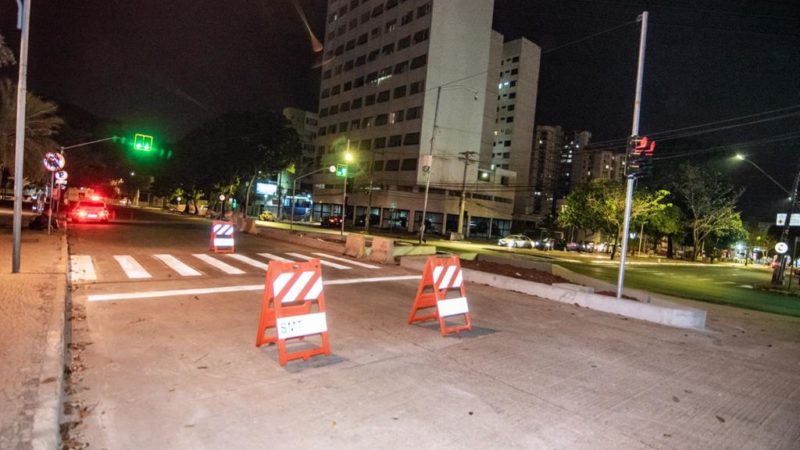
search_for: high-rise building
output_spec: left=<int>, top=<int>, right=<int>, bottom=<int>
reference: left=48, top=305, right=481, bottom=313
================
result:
left=313, top=0, right=520, bottom=238
left=491, top=38, right=541, bottom=223
left=530, top=125, right=562, bottom=218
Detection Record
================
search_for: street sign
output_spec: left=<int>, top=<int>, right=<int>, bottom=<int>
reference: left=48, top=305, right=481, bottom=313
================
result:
left=55, top=170, right=68, bottom=182
left=776, top=213, right=800, bottom=226
left=775, top=242, right=789, bottom=254
left=42, top=152, right=65, bottom=172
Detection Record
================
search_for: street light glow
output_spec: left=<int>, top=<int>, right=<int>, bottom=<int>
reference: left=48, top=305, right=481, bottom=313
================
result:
left=344, top=152, right=353, bottom=163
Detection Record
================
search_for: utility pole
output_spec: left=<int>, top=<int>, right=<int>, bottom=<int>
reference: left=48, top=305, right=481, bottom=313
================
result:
left=616, top=11, right=648, bottom=299
left=457, top=151, right=479, bottom=238
left=419, top=86, right=442, bottom=244
left=773, top=157, right=800, bottom=284
left=11, top=0, right=32, bottom=273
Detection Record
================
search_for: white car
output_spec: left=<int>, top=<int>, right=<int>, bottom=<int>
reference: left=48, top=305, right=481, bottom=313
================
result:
left=498, top=234, right=534, bottom=248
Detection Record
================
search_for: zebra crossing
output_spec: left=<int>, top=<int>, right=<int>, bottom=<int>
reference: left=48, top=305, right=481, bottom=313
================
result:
left=69, top=251, right=381, bottom=283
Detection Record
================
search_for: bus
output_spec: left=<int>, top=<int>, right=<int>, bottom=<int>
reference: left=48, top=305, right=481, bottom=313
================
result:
left=281, top=195, right=313, bottom=219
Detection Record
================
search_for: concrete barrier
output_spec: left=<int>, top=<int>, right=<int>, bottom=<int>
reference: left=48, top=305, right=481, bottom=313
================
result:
left=242, top=218, right=257, bottom=234
left=399, top=255, right=707, bottom=330
left=255, top=226, right=345, bottom=254
left=368, top=237, right=395, bottom=264
left=392, top=244, right=436, bottom=259
left=344, top=234, right=367, bottom=258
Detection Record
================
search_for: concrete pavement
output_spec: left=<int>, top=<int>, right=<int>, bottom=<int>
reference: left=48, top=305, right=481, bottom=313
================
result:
left=0, top=221, right=68, bottom=450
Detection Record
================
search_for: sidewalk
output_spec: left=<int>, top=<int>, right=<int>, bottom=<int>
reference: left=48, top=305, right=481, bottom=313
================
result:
left=0, top=223, right=68, bottom=450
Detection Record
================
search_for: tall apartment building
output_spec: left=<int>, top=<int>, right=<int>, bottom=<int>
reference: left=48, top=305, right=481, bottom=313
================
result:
left=313, top=0, right=520, bottom=238
left=490, top=38, right=542, bottom=224
left=530, top=125, right=562, bottom=218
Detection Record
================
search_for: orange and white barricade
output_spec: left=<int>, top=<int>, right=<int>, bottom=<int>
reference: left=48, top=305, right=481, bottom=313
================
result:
left=210, top=220, right=235, bottom=253
left=255, top=259, right=331, bottom=366
left=408, top=255, right=472, bottom=336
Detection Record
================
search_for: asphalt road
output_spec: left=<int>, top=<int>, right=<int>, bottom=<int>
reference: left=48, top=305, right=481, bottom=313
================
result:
left=63, top=208, right=800, bottom=449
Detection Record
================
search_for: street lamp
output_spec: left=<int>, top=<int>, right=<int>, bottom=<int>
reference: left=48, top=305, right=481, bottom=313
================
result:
left=289, top=165, right=337, bottom=231
left=736, top=153, right=800, bottom=284
left=734, top=154, right=791, bottom=195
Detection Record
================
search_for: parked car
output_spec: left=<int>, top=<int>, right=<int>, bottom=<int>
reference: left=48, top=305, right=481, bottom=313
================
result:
left=259, top=210, right=275, bottom=221
left=320, top=215, right=343, bottom=228
left=539, top=238, right=566, bottom=251
left=498, top=234, right=534, bottom=248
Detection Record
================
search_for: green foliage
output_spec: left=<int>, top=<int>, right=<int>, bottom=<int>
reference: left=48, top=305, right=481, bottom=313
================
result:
left=0, top=79, right=64, bottom=182
left=0, top=34, right=15, bottom=67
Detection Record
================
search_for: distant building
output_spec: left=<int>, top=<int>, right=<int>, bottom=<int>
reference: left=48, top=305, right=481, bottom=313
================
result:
left=282, top=107, right=319, bottom=192
left=490, top=37, right=542, bottom=225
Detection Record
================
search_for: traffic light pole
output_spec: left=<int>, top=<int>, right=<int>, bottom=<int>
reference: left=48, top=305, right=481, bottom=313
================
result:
left=616, top=11, right=648, bottom=299
left=773, top=158, right=800, bottom=284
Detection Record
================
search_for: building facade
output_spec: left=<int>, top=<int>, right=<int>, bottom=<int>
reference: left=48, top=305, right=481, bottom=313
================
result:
left=313, top=0, right=521, bottom=238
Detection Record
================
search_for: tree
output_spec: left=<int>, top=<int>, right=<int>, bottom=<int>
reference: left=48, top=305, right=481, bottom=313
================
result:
left=671, top=162, right=742, bottom=261
left=558, top=179, right=671, bottom=259
left=0, top=34, right=15, bottom=67
left=705, top=213, right=747, bottom=263
left=172, top=110, right=300, bottom=215
left=0, top=79, right=64, bottom=183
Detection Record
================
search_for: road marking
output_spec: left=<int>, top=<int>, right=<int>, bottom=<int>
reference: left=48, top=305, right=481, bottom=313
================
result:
left=258, top=253, right=292, bottom=263
left=69, top=255, right=97, bottom=282
left=287, top=252, right=351, bottom=270
left=311, top=252, right=380, bottom=269
left=225, top=254, right=268, bottom=271
left=192, top=254, right=245, bottom=275
left=739, top=284, right=753, bottom=289
left=113, top=255, right=152, bottom=279
left=87, top=275, right=422, bottom=302
left=153, top=254, right=202, bottom=277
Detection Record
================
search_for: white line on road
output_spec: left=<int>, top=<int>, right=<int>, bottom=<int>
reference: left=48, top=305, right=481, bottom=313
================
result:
left=153, top=254, right=202, bottom=277
left=69, top=255, right=97, bottom=282
left=192, top=254, right=245, bottom=275
left=258, top=253, right=292, bottom=263
left=225, top=254, right=268, bottom=271
left=113, top=255, right=152, bottom=279
left=287, top=252, right=352, bottom=270
left=86, top=275, right=422, bottom=302
left=311, top=252, right=380, bottom=269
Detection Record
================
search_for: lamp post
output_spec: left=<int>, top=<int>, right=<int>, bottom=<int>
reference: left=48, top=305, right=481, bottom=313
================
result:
left=735, top=153, right=799, bottom=284
left=11, top=0, right=32, bottom=273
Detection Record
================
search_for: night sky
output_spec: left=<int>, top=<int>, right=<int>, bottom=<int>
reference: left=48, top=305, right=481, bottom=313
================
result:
left=1, top=0, right=799, bottom=220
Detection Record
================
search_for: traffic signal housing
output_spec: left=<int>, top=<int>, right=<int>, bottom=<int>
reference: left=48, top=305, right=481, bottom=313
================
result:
left=628, top=135, right=655, bottom=177
left=335, top=164, right=348, bottom=177
left=133, top=133, right=154, bottom=151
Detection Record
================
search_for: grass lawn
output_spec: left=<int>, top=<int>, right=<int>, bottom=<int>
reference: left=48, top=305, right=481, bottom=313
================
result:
left=557, top=261, right=800, bottom=317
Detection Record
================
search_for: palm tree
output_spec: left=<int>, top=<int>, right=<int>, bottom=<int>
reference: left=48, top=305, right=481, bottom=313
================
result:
left=0, top=78, right=64, bottom=183
left=0, top=33, right=15, bottom=67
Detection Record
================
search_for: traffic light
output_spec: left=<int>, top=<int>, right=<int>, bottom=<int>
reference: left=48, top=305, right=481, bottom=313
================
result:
left=628, top=135, right=655, bottom=177
left=133, top=133, right=154, bottom=152
left=336, top=164, right=348, bottom=177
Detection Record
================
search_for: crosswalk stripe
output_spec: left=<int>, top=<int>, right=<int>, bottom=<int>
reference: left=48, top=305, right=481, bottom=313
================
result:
left=192, top=254, right=245, bottom=275
left=258, top=253, right=292, bottom=263
left=153, top=254, right=202, bottom=276
left=287, top=252, right=352, bottom=270
left=311, top=252, right=380, bottom=269
left=225, top=254, right=268, bottom=271
left=70, top=255, right=97, bottom=282
left=113, top=255, right=152, bottom=279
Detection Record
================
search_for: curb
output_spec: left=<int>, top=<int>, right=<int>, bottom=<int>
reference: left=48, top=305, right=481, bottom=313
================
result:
left=400, top=255, right=707, bottom=330
left=31, top=232, right=68, bottom=450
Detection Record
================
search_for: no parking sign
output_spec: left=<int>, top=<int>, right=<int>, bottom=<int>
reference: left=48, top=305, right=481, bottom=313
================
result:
left=42, top=152, right=65, bottom=172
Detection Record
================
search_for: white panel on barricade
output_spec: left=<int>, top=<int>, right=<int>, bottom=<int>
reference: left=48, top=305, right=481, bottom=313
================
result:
left=276, top=312, right=328, bottom=339
left=437, top=297, right=469, bottom=317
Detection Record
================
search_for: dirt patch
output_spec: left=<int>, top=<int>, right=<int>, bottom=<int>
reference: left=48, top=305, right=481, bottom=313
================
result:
left=461, top=259, right=639, bottom=301
left=460, top=259, right=569, bottom=285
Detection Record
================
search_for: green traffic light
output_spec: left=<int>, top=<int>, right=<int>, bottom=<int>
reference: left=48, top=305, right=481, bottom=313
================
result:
left=134, top=133, right=154, bottom=152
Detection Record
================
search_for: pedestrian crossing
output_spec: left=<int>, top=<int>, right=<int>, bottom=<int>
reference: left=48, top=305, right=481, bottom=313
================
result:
left=69, top=251, right=381, bottom=283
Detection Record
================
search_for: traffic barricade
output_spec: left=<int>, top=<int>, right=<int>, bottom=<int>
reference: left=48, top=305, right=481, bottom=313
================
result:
left=255, top=259, right=331, bottom=366
left=408, top=255, right=472, bottom=336
left=210, top=220, right=235, bottom=253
